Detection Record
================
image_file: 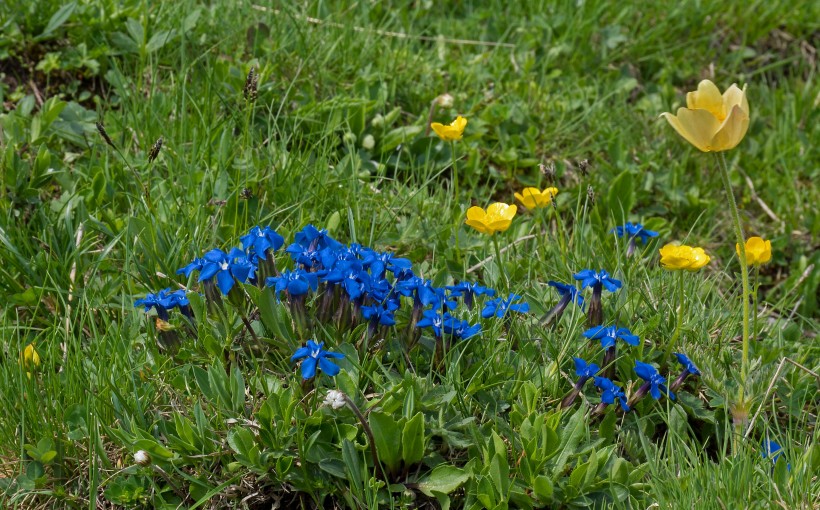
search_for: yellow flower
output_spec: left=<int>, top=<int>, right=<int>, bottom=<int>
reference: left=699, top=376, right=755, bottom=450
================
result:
left=660, top=79, right=749, bottom=152
left=659, top=243, right=711, bottom=271
left=21, top=343, right=40, bottom=377
left=430, top=115, right=467, bottom=141
left=736, top=236, right=771, bottom=266
left=465, top=203, right=517, bottom=235
left=514, top=187, right=558, bottom=209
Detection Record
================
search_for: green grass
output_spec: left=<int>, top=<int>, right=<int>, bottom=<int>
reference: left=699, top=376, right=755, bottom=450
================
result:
left=1, top=0, right=818, bottom=508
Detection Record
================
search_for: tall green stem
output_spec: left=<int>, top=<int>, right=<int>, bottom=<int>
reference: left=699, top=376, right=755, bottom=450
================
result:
left=450, top=141, right=459, bottom=206
left=715, top=152, right=750, bottom=405
left=491, top=234, right=508, bottom=290
left=664, top=270, right=686, bottom=365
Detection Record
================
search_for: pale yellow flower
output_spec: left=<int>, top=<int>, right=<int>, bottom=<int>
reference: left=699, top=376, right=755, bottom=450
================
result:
left=21, top=343, right=40, bottom=378
left=660, top=80, right=749, bottom=152
left=430, top=116, right=467, bottom=141
left=465, top=203, right=517, bottom=235
left=659, top=243, right=710, bottom=271
left=514, top=187, right=558, bottom=209
left=736, top=236, right=772, bottom=266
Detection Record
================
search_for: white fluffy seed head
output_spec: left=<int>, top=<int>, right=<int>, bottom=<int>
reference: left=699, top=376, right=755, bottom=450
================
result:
left=134, top=450, right=152, bottom=467
left=324, top=390, right=346, bottom=410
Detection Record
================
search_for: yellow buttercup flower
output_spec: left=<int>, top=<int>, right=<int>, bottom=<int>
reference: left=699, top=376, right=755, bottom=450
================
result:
left=430, top=116, right=467, bottom=141
left=659, top=243, right=711, bottom=271
left=736, top=236, right=771, bottom=266
left=465, top=203, right=517, bottom=235
left=660, top=80, right=749, bottom=152
left=514, top=187, right=558, bottom=209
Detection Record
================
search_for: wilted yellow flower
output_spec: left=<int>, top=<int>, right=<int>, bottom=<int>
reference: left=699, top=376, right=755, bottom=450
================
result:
left=659, top=243, right=710, bottom=271
left=514, top=187, right=558, bottom=209
left=736, top=236, right=771, bottom=266
left=430, top=116, right=467, bottom=141
left=660, top=80, right=749, bottom=152
left=465, top=203, right=517, bottom=235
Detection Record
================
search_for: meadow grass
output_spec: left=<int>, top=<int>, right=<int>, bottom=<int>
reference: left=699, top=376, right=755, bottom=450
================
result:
left=1, top=0, right=818, bottom=508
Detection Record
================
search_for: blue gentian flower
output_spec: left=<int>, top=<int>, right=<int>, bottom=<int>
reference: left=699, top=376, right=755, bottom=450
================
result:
left=634, top=361, right=675, bottom=401
left=285, top=242, right=322, bottom=269
left=761, top=440, right=791, bottom=471
left=612, top=222, right=659, bottom=244
left=318, top=246, right=358, bottom=272
left=291, top=340, right=344, bottom=379
left=560, top=358, right=600, bottom=408
left=573, top=269, right=621, bottom=327
left=573, top=270, right=622, bottom=293
left=361, top=249, right=412, bottom=279
left=442, top=315, right=481, bottom=340
left=418, top=281, right=457, bottom=310
left=240, top=226, right=285, bottom=260
left=674, top=353, right=701, bottom=376
left=583, top=325, right=640, bottom=349
left=574, top=358, right=600, bottom=378
left=671, top=352, right=702, bottom=391
left=481, top=293, right=530, bottom=319
left=265, top=269, right=319, bottom=298
left=416, top=310, right=444, bottom=337
left=594, top=376, right=630, bottom=412
left=542, top=280, right=585, bottom=326
left=293, top=225, right=343, bottom=252
left=549, top=281, right=584, bottom=309
left=361, top=302, right=398, bottom=327
left=177, top=257, right=205, bottom=278
left=446, top=281, right=496, bottom=310
left=134, top=288, right=189, bottom=312
left=197, top=248, right=256, bottom=295
left=323, top=260, right=372, bottom=300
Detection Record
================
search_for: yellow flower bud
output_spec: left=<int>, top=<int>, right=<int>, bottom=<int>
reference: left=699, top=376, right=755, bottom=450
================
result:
left=659, top=243, right=710, bottom=271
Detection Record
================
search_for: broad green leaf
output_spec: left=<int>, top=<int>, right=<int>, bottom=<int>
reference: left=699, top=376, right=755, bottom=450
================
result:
left=416, top=465, right=469, bottom=497
left=146, top=30, right=176, bottom=53
left=606, top=169, right=635, bottom=223
left=401, top=412, right=425, bottom=467
left=368, top=412, right=401, bottom=473
left=533, top=475, right=553, bottom=502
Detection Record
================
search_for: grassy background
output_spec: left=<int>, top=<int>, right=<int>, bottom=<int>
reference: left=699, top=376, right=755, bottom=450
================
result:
left=1, top=0, right=818, bottom=508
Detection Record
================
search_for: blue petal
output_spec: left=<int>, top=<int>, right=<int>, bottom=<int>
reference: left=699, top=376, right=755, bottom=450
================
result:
left=318, top=357, right=341, bottom=376
left=301, top=357, right=318, bottom=379
left=634, top=361, right=657, bottom=381
left=583, top=326, right=607, bottom=339
left=650, top=384, right=661, bottom=400
left=620, top=333, right=640, bottom=346
left=216, top=271, right=235, bottom=295
left=291, top=346, right=310, bottom=361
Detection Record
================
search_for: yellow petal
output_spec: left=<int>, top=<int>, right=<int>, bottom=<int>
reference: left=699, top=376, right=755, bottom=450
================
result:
left=452, top=115, right=467, bottom=131
left=687, top=247, right=710, bottom=271
left=662, top=109, right=721, bottom=152
left=486, top=202, right=515, bottom=219
left=430, top=122, right=448, bottom=139
left=514, top=188, right=541, bottom=209
left=710, top=104, right=749, bottom=151
left=465, top=219, right=492, bottom=235
left=722, top=84, right=749, bottom=117
left=465, top=206, right=486, bottom=221
left=686, top=80, right=725, bottom=120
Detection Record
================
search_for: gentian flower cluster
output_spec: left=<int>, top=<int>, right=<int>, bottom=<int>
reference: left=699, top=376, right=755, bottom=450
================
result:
left=135, top=224, right=524, bottom=373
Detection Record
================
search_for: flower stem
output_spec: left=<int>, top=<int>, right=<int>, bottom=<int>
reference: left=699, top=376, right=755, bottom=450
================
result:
left=663, top=270, right=685, bottom=364
left=491, top=234, right=508, bottom=290
left=716, top=152, right=750, bottom=406
left=450, top=141, right=459, bottom=206
left=752, top=266, right=760, bottom=343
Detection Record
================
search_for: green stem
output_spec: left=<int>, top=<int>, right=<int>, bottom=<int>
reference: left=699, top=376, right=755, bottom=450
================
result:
left=551, top=202, right=569, bottom=266
left=450, top=141, right=459, bottom=206
left=752, top=266, right=759, bottom=343
left=664, top=270, right=685, bottom=364
left=491, top=234, right=508, bottom=290
left=716, top=152, right=750, bottom=406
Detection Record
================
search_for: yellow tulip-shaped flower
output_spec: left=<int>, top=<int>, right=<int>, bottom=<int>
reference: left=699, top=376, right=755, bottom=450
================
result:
left=660, top=80, right=749, bottom=152
left=736, top=236, right=771, bottom=266
left=430, top=116, right=467, bottom=141
left=659, top=243, right=711, bottom=271
left=21, top=343, right=40, bottom=378
left=465, top=203, right=517, bottom=235
left=514, top=187, right=558, bottom=209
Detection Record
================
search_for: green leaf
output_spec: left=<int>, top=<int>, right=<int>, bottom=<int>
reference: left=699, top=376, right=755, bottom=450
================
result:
left=380, top=125, right=423, bottom=154
left=368, top=412, right=401, bottom=473
left=533, top=475, right=553, bottom=502
left=230, top=366, right=245, bottom=414
left=417, top=465, right=469, bottom=497
left=125, top=18, right=144, bottom=47
left=38, top=2, right=77, bottom=39
left=606, top=169, right=635, bottom=223
left=401, top=412, right=425, bottom=467
left=146, top=30, right=176, bottom=53
left=489, top=451, right=510, bottom=498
